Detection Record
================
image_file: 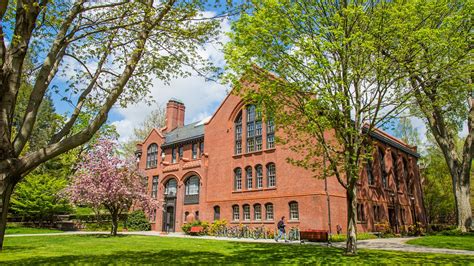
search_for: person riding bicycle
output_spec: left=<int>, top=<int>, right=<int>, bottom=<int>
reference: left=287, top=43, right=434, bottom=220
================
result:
left=275, top=216, right=288, bottom=242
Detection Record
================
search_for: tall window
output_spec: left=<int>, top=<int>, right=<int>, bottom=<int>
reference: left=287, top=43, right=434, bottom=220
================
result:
left=246, top=105, right=256, bottom=152
left=255, top=111, right=263, bottom=151
left=150, top=209, right=157, bottom=222
left=151, top=176, right=159, bottom=198
left=214, top=206, right=220, bottom=220
left=178, top=146, right=184, bottom=160
left=265, top=203, right=274, bottom=220
left=403, top=158, right=412, bottom=194
left=245, top=167, right=253, bottom=189
left=373, top=205, right=382, bottom=222
left=185, top=176, right=199, bottom=195
left=367, top=159, right=375, bottom=186
left=232, top=205, right=240, bottom=221
left=357, top=203, right=366, bottom=222
left=256, top=165, right=263, bottom=189
left=192, top=143, right=198, bottom=159
left=234, top=168, right=242, bottom=191
left=254, top=204, right=262, bottom=220
left=200, top=141, right=204, bottom=156
left=164, top=179, right=177, bottom=197
left=289, top=201, right=299, bottom=220
left=378, top=148, right=388, bottom=188
left=266, top=119, right=275, bottom=149
left=171, top=147, right=177, bottom=163
left=267, top=163, right=276, bottom=187
left=243, top=204, right=250, bottom=221
left=392, top=152, right=399, bottom=189
left=235, top=112, right=242, bottom=154
left=146, top=144, right=158, bottom=168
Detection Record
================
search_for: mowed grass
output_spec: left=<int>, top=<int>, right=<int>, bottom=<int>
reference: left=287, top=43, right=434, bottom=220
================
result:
left=1, top=235, right=473, bottom=264
left=5, top=223, right=63, bottom=235
left=407, top=234, right=474, bottom=251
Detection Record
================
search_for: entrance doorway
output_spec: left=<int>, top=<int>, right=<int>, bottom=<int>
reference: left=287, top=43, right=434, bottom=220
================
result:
left=163, top=206, right=175, bottom=232
left=388, top=207, right=397, bottom=232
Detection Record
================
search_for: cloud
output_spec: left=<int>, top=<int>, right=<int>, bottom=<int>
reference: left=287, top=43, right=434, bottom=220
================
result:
left=111, top=15, right=231, bottom=143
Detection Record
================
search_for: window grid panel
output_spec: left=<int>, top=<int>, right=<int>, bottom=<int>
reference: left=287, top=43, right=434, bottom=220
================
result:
left=243, top=205, right=250, bottom=220
left=246, top=168, right=252, bottom=189
left=265, top=204, right=274, bottom=220
left=233, top=205, right=240, bottom=221
left=254, top=204, right=261, bottom=220
left=192, top=143, right=197, bottom=159
left=289, top=202, right=299, bottom=220
left=234, top=169, right=242, bottom=191
left=267, top=164, right=276, bottom=187
left=256, top=166, right=263, bottom=188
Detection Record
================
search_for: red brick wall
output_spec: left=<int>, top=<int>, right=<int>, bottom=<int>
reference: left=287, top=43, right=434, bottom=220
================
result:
left=137, top=96, right=425, bottom=234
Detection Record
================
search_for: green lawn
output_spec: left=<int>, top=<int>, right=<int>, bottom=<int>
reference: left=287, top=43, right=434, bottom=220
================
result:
left=1, top=235, right=473, bottom=264
left=407, top=234, right=474, bottom=251
left=5, top=223, right=63, bottom=235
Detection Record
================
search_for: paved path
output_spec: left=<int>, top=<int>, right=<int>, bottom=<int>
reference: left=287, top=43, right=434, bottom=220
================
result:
left=6, top=231, right=474, bottom=256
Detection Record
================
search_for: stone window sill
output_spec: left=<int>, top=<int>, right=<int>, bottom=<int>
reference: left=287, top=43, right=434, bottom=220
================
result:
left=233, top=148, right=276, bottom=158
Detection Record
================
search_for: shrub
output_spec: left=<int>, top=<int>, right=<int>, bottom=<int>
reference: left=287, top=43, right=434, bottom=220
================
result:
left=407, top=222, right=425, bottom=236
left=181, top=220, right=209, bottom=235
left=208, top=220, right=227, bottom=236
left=126, top=211, right=151, bottom=231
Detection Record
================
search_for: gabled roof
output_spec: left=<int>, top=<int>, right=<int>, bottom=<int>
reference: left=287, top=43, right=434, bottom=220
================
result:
left=162, top=121, right=204, bottom=147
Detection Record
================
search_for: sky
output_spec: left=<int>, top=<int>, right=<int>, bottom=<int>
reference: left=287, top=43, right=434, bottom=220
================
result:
left=110, top=12, right=232, bottom=143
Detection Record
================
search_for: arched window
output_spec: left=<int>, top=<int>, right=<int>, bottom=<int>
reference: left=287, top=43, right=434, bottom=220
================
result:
left=367, top=159, right=375, bottom=186
left=289, top=201, right=299, bottom=220
left=254, top=204, right=262, bottom=220
left=266, top=119, right=275, bottom=149
left=235, top=111, right=242, bottom=154
left=378, top=147, right=388, bottom=188
left=214, top=206, right=220, bottom=220
left=265, top=203, right=274, bottom=220
left=184, top=175, right=199, bottom=205
left=255, top=165, right=263, bottom=189
left=146, top=143, right=158, bottom=168
left=234, top=168, right=242, bottom=191
left=246, top=105, right=256, bottom=152
left=184, top=211, right=189, bottom=222
left=243, top=204, right=250, bottom=221
left=164, top=178, right=177, bottom=197
left=232, top=205, right=240, bottom=221
left=245, top=166, right=253, bottom=189
left=267, top=163, right=276, bottom=187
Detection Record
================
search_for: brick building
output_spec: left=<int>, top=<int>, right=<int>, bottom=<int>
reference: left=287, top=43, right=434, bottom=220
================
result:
left=136, top=94, right=426, bottom=234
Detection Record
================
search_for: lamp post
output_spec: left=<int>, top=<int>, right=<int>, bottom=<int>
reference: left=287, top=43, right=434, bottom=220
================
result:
left=410, top=196, right=417, bottom=225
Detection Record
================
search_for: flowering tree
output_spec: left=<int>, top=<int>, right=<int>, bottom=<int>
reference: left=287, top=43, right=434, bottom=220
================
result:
left=68, top=139, right=158, bottom=236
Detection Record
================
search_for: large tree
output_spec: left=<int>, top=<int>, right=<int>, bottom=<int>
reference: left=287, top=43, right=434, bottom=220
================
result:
left=381, top=0, right=473, bottom=231
left=0, top=0, right=222, bottom=249
left=225, top=0, right=408, bottom=254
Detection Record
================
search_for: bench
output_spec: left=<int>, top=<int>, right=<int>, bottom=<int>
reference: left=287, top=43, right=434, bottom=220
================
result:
left=300, top=230, right=328, bottom=242
left=189, top=226, right=204, bottom=235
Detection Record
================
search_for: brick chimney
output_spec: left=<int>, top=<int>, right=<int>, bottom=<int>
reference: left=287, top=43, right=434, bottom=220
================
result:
left=165, top=98, right=185, bottom=132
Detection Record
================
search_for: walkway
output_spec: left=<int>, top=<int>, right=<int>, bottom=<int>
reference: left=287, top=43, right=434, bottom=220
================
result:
left=6, top=231, right=474, bottom=256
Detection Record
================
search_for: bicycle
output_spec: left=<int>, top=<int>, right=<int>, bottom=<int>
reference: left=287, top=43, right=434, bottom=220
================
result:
left=288, top=226, right=300, bottom=242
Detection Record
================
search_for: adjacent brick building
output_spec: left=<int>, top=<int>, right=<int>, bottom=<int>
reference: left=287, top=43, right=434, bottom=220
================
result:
left=136, top=94, right=426, bottom=234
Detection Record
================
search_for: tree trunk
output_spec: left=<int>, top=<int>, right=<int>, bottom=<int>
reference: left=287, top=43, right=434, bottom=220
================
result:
left=111, top=210, right=119, bottom=236
left=454, top=180, right=472, bottom=232
left=345, top=182, right=357, bottom=255
left=0, top=175, right=15, bottom=251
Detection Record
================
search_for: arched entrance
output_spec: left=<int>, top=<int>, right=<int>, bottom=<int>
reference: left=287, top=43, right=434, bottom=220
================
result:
left=162, top=178, right=177, bottom=232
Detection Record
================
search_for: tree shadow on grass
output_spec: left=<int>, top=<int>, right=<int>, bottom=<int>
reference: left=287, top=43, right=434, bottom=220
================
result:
left=2, top=242, right=473, bottom=265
